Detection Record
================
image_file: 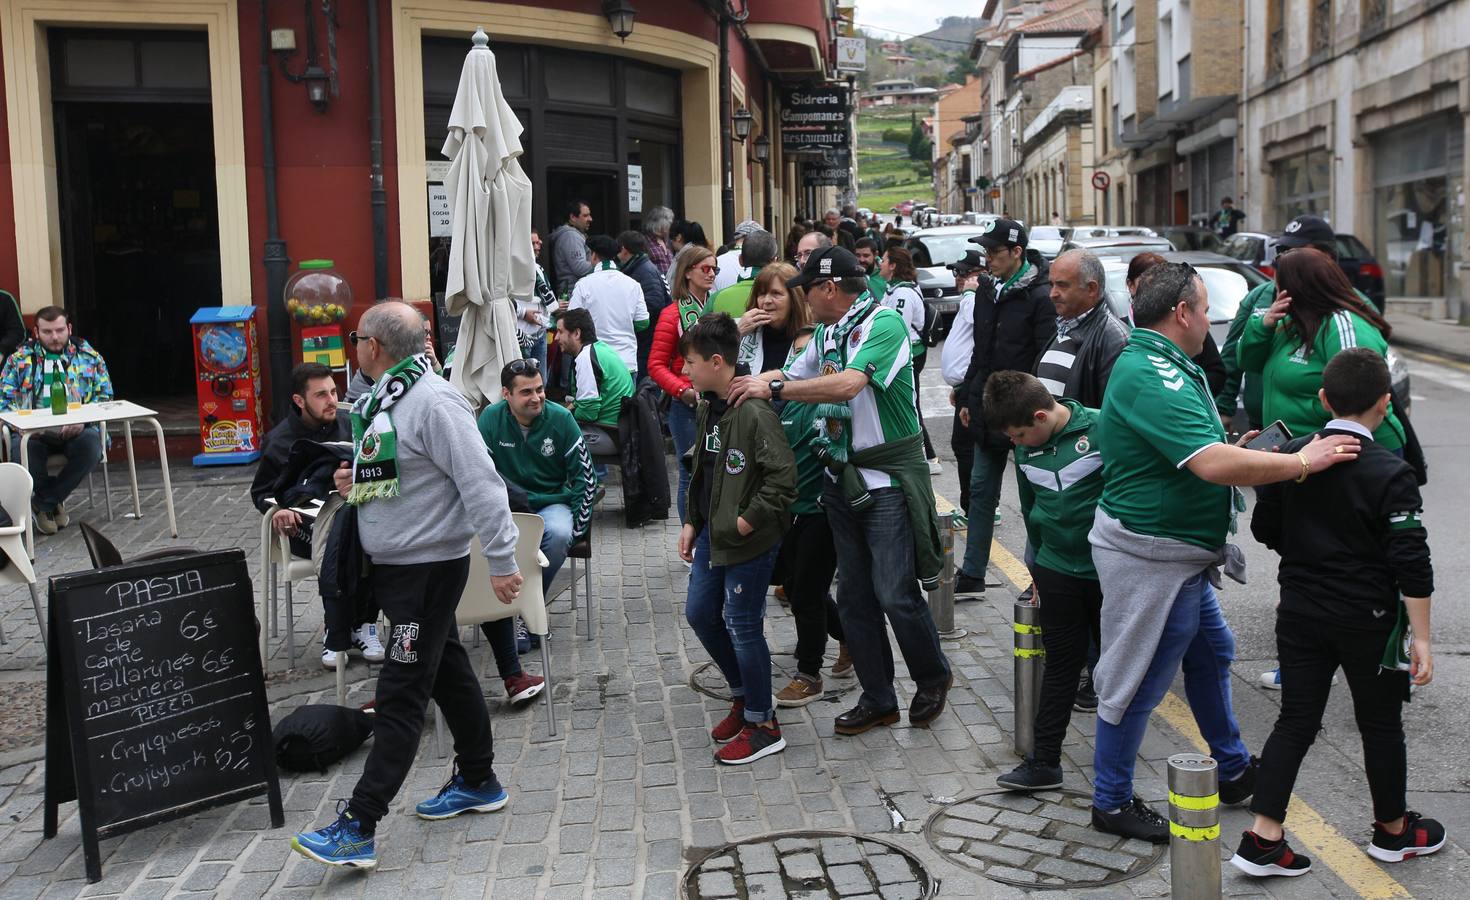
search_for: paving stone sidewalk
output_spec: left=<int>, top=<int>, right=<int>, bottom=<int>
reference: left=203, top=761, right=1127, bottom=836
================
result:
left=0, top=471, right=1348, bottom=898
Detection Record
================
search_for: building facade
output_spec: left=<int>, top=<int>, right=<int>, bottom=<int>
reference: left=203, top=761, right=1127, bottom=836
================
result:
left=1242, top=0, right=1468, bottom=320
left=0, top=0, right=841, bottom=408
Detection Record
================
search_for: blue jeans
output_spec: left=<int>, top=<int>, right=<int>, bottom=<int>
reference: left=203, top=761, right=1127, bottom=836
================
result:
left=824, top=484, right=951, bottom=711
left=522, top=332, right=548, bottom=376
left=684, top=527, right=780, bottom=724
left=961, top=446, right=1008, bottom=579
left=13, top=428, right=102, bottom=514
left=1092, top=573, right=1251, bottom=811
left=668, top=400, right=697, bottom=523
left=480, top=503, right=575, bottom=678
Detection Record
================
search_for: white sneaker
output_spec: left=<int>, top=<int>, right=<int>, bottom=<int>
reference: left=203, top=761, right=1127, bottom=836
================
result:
left=322, top=647, right=345, bottom=670
left=928, top=458, right=942, bottom=475
left=1259, top=667, right=1338, bottom=690
left=353, top=624, right=386, bottom=663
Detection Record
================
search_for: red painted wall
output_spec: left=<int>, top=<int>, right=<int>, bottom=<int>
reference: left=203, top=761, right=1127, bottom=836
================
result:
left=238, top=0, right=401, bottom=317
left=0, top=35, right=19, bottom=302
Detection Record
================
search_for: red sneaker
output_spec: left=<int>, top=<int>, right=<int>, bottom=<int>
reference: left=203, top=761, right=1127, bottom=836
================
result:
left=711, top=700, right=746, bottom=743
left=714, top=723, right=786, bottom=765
left=504, top=672, right=545, bottom=705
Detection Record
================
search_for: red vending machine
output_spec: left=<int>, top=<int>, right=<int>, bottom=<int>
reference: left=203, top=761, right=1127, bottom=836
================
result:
left=190, top=305, right=265, bottom=466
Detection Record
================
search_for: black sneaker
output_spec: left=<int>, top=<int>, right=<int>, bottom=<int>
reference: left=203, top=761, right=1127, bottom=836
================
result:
left=1219, top=756, right=1259, bottom=807
left=1073, top=671, right=1099, bottom=713
left=1230, top=830, right=1312, bottom=877
left=1017, top=584, right=1034, bottom=602
left=955, top=573, right=986, bottom=598
left=996, top=758, right=1063, bottom=792
left=1092, top=796, right=1169, bottom=844
left=1367, top=811, right=1447, bottom=863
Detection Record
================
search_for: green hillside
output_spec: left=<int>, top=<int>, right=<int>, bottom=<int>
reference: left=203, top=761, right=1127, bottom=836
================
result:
left=856, top=103, right=933, bottom=214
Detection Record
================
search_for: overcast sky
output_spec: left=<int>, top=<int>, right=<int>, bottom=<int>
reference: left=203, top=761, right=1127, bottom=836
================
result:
left=855, top=1, right=967, bottom=40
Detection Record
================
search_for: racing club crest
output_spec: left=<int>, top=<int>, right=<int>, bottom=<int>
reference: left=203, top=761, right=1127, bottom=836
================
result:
left=849, top=326, right=863, bottom=348
left=541, top=437, right=556, bottom=457
left=1075, top=436, right=1091, bottom=454
left=360, top=431, right=382, bottom=461
left=724, top=448, right=747, bottom=475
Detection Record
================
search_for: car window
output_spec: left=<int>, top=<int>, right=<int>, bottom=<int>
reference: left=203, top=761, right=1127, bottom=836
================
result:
left=1335, top=235, right=1371, bottom=259
left=1030, top=226, right=1063, bottom=242
left=1224, top=236, right=1258, bottom=262
left=1103, top=267, right=1132, bottom=323
left=907, top=233, right=983, bottom=267
left=1195, top=267, right=1249, bottom=323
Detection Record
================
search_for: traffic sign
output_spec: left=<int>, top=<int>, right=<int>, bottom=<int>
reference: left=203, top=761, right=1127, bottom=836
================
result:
left=1091, top=171, right=1111, bottom=191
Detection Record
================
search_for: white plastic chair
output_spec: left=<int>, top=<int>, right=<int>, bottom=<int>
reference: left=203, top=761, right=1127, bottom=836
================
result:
left=0, top=463, right=45, bottom=647
left=434, top=513, right=554, bottom=750
left=258, top=499, right=316, bottom=671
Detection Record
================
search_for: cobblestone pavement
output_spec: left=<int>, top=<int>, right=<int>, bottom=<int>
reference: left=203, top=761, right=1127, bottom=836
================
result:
left=0, top=465, right=1457, bottom=898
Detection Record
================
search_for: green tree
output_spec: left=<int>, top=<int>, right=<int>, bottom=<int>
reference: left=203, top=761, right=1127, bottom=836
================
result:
left=907, top=117, right=932, bottom=161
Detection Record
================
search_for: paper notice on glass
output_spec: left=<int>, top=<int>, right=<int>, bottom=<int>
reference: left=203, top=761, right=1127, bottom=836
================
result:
left=628, top=165, right=643, bottom=213
left=428, top=184, right=451, bottom=238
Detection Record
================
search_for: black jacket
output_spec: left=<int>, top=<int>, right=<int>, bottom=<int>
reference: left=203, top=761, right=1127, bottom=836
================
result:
left=618, top=380, right=671, bottom=527
left=0, top=291, right=24, bottom=360
left=1251, top=426, right=1433, bottom=631
left=1035, top=302, right=1129, bottom=409
left=1194, top=333, right=1227, bottom=399
left=249, top=409, right=350, bottom=513
left=960, top=250, right=1058, bottom=449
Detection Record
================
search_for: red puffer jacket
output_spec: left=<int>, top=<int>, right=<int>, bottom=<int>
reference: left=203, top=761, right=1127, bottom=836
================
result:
left=647, top=302, right=691, bottom=398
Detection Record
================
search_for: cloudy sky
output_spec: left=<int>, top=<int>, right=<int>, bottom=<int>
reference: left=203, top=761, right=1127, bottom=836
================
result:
left=855, top=0, right=968, bottom=40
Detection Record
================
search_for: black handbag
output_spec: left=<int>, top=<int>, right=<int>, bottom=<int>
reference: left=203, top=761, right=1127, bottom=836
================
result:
left=273, top=704, right=374, bottom=773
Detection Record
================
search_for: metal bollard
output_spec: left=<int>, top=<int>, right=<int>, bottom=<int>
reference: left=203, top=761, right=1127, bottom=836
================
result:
left=1012, top=597, right=1043, bottom=756
left=927, top=511, right=967, bottom=640
left=1167, top=753, right=1222, bottom=900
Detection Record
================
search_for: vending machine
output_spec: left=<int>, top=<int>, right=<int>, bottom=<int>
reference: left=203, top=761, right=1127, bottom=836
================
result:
left=190, top=306, right=264, bottom=466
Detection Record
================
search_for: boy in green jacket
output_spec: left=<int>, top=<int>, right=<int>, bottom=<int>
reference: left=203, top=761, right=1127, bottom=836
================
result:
left=678, top=313, right=797, bottom=765
left=984, top=371, right=1106, bottom=792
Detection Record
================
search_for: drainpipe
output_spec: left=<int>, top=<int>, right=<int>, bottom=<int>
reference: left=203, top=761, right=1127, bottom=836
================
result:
left=718, top=17, right=734, bottom=243
left=260, top=2, right=292, bottom=421
left=367, top=0, right=388, bottom=299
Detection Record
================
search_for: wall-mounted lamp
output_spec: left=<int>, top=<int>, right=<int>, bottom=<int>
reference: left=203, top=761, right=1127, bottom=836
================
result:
left=752, top=134, right=770, bottom=164
left=272, top=2, right=335, bottom=113
left=602, top=0, right=638, bottom=42
left=732, top=106, right=754, bottom=142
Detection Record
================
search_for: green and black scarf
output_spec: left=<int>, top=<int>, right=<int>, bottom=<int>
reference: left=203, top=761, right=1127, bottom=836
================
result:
left=347, top=353, right=430, bottom=505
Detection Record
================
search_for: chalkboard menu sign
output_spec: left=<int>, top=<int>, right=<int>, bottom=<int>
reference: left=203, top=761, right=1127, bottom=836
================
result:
left=43, top=549, right=283, bottom=883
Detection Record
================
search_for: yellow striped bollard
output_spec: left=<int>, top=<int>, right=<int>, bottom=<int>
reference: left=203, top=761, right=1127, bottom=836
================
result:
left=1167, top=752, right=1222, bottom=899
left=1012, top=597, right=1043, bottom=756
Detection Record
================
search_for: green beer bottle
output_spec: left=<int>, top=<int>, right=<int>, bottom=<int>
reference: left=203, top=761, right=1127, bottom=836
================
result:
left=48, top=359, right=66, bottom=415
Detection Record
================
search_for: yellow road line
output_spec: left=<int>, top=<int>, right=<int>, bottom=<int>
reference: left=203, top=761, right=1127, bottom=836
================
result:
left=1157, top=688, right=1409, bottom=898
left=1400, top=348, right=1470, bottom=375
left=951, top=503, right=1415, bottom=900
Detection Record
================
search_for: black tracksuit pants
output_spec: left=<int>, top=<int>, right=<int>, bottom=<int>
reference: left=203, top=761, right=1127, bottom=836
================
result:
left=1251, top=612, right=1410, bottom=823
left=1030, top=565, right=1102, bottom=766
left=780, top=511, right=845, bottom=677
left=348, top=556, right=494, bottom=827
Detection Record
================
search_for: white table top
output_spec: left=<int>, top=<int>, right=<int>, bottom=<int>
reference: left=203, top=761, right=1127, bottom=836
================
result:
left=0, top=399, right=160, bottom=431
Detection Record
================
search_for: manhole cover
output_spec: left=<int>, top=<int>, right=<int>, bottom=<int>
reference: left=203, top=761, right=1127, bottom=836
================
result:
left=688, top=660, right=857, bottom=704
left=924, top=789, right=1164, bottom=889
left=683, top=831, right=937, bottom=899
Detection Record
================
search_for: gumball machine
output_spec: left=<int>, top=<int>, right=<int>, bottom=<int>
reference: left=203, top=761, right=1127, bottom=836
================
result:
left=190, top=306, right=264, bottom=466
left=286, top=260, right=352, bottom=390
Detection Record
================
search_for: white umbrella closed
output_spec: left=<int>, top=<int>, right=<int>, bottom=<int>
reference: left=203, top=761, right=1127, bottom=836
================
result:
left=442, top=27, right=534, bottom=407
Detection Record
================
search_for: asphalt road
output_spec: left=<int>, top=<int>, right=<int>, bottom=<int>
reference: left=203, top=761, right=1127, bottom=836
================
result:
left=918, top=341, right=1470, bottom=897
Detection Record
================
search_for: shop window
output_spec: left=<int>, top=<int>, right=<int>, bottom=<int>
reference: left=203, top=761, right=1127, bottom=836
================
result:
left=544, top=51, right=611, bottom=105
left=1271, top=149, right=1331, bottom=228
left=625, top=66, right=678, bottom=118
left=1372, top=122, right=1462, bottom=298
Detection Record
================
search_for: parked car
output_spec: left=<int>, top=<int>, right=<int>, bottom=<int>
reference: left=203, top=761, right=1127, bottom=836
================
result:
left=1059, top=235, right=1176, bottom=263
left=1067, top=225, right=1159, bottom=240
left=903, top=224, right=996, bottom=339
left=1220, top=231, right=1387, bottom=311
left=1027, top=226, right=1071, bottom=260
left=1099, top=250, right=1409, bottom=412
left=1158, top=226, right=1224, bottom=254
left=891, top=200, right=916, bottom=216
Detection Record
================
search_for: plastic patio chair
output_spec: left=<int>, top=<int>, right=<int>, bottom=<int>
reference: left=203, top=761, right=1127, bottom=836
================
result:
left=0, top=463, right=45, bottom=648
left=258, top=499, right=317, bottom=671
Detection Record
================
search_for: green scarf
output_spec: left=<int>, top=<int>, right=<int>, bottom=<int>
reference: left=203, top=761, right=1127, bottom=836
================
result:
left=347, top=353, right=430, bottom=505
left=618, top=252, right=650, bottom=276
left=806, top=292, right=880, bottom=462
left=595, top=259, right=619, bottom=273
left=677, top=293, right=705, bottom=330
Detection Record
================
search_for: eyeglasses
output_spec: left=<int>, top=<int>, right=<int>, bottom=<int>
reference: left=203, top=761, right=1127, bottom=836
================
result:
left=694, top=264, right=717, bottom=275
left=506, top=358, right=541, bottom=376
left=348, top=331, right=376, bottom=346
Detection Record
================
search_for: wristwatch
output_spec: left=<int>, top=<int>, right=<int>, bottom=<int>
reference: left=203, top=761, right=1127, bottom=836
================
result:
left=768, top=379, right=784, bottom=399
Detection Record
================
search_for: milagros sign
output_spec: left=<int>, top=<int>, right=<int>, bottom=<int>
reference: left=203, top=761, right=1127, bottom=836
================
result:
left=781, top=86, right=851, bottom=152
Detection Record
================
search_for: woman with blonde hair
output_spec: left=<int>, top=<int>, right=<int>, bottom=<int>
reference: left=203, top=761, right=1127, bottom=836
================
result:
left=736, top=263, right=810, bottom=372
left=648, top=244, right=718, bottom=521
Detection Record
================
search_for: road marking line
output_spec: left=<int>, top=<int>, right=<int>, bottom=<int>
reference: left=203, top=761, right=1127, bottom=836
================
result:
left=1400, top=348, right=1470, bottom=376
left=954, top=504, right=1414, bottom=900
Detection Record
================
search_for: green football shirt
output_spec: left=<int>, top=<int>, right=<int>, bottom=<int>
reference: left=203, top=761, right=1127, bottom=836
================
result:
left=569, top=341, right=633, bottom=428
left=1096, top=329, right=1232, bottom=549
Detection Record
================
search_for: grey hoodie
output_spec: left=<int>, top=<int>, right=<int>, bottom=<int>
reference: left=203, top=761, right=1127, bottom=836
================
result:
left=1088, top=508, right=1222, bottom=725
left=549, top=224, right=593, bottom=295
left=354, top=371, right=519, bottom=575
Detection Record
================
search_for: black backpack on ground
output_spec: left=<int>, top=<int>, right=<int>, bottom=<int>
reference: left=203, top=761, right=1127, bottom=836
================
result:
left=273, top=704, right=374, bottom=773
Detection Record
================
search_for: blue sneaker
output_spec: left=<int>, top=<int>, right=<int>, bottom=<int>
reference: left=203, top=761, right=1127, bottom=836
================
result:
left=415, top=773, right=509, bottom=820
left=291, top=806, right=376, bottom=869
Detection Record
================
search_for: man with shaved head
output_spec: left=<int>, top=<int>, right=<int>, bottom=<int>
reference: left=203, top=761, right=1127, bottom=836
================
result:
left=292, top=300, right=524, bottom=870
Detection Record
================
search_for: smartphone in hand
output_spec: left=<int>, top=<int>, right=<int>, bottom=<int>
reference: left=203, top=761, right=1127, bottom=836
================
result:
left=1245, top=419, right=1293, bottom=451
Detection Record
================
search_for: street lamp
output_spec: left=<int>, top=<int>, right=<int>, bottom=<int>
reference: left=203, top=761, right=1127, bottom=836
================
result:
left=732, top=106, right=754, bottom=142
left=602, top=0, right=638, bottom=42
left=752, top=134, right=770, bottom=164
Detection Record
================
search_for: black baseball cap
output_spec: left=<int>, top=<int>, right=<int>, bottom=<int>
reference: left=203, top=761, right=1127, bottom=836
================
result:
left=786, top=245, right=868, bottom=290
left=969, top=217, right=1027, bottom=251
left=1276, top=215, right=1334, bottom=250
left=947, top=249, right=986, bottom=273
